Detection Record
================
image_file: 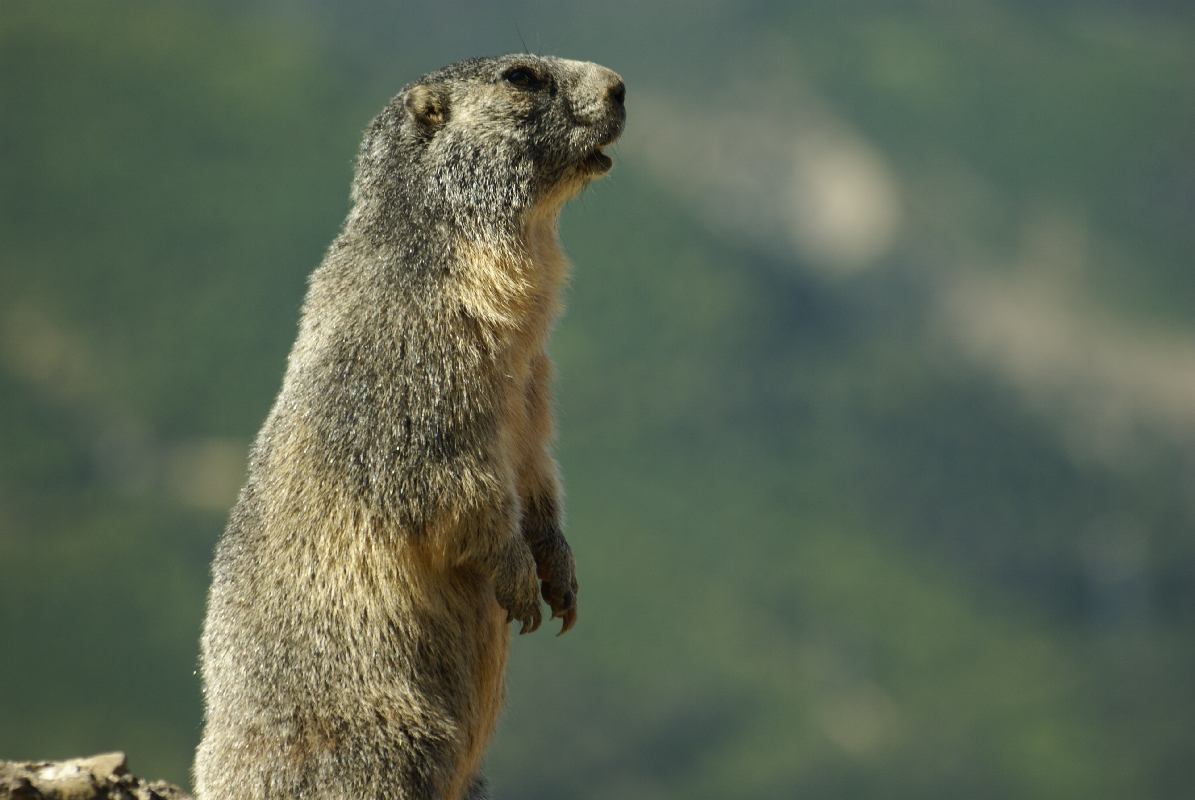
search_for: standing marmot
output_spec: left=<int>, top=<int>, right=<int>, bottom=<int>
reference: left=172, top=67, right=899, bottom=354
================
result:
left=194, top=55, right=625, bottom=800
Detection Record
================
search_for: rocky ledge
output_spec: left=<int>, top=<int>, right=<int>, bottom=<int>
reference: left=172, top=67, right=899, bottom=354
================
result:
left=0, top=753, right=191, bottom=800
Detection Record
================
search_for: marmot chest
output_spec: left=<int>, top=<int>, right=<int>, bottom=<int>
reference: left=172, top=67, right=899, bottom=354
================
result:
left=451, top=224, right=568, bottom=358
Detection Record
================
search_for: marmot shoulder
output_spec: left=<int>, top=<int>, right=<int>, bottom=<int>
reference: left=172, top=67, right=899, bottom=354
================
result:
left=194, top=54, right=625, bottom=800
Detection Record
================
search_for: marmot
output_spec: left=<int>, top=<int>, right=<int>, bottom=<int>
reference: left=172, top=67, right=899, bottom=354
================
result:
left=194, top=55, right=625, bottom=800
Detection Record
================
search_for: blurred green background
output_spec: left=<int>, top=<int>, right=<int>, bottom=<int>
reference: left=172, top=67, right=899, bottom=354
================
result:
left=2, top=1, right=1193, bottom=798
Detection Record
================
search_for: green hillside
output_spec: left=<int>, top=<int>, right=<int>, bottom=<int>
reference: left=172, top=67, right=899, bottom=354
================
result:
left=1, top=2, right=1192, bottom=798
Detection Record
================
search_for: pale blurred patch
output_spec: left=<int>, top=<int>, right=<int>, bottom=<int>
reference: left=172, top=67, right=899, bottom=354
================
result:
left=800, top=621, right=901, bottom=755
left=3, top=305, right=97, bottom=405
left=631, top=73, right=1195, bottom=469
left=785, top=131, right=902, bottom=272
left=167, top=437, right=247, bottom=512
left=3, top=304, right=246, bottom=511
left=94, top=422, right=247, bottom=511
left=815, top=681, right=899, bottom=755
left=938, top=211, right=1195, bottom=467
left=628, top=89, right=902, bottom=276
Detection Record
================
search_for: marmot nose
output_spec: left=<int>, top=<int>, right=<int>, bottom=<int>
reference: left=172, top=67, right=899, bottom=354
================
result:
left=608, top=79, right=625, bottom=108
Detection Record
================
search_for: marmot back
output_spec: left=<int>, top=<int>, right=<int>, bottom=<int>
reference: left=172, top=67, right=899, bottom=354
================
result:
left=194, top=55, right=625, bottom=800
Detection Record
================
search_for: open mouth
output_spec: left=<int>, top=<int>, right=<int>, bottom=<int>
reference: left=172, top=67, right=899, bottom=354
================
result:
left=579, top=146, right=613, bottom=175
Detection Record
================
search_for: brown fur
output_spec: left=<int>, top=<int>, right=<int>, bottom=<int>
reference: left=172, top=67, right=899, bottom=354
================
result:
left=195, top=55, right=624, bottom=800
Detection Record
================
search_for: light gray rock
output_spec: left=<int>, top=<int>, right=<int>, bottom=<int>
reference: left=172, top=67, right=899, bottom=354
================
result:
left=0, top=754, right=190, bottom=800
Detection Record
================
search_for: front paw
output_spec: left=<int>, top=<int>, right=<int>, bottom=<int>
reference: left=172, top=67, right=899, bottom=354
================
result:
left=537, top=543, right=578, bottom=635
left=494, top=543, right=542, bottom=634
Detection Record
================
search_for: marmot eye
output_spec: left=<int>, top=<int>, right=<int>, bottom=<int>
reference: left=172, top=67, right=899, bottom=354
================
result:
left=504, top=69, right=538, bottom=89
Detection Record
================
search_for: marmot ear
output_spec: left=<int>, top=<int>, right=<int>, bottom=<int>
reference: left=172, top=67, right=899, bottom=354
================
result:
left=405, top=85, right=448, bottom=131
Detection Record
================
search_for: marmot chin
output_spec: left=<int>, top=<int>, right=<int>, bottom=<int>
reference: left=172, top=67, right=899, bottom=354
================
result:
left=195, top=55, right=625, bottom=800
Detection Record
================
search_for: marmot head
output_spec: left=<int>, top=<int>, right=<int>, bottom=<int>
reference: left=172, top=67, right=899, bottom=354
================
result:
left=352, top=55, right=625, bottom=238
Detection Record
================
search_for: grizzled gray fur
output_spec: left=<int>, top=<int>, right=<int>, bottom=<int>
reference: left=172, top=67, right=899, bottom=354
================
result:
left=194, top=55, right=625, bottom=800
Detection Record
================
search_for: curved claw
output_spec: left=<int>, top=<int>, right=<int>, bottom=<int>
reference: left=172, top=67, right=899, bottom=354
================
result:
left=519, top=609, right=542, bottom=635
left=542, top=583, right=577, bottom=635
left=555, top=607, right=577, bottom=636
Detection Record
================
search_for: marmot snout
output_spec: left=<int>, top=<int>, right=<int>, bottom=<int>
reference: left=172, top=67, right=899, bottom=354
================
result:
left=195, top=55, right=623, bottom=800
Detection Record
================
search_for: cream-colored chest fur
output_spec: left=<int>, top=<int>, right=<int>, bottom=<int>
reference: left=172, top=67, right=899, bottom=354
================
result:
left=453, top=212, right=568, bottom=355
left=452, top=211, right=568, bottom=479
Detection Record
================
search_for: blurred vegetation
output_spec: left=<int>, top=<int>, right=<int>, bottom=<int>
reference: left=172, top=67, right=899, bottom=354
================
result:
left=1, top=2, right=1192, bottom=798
